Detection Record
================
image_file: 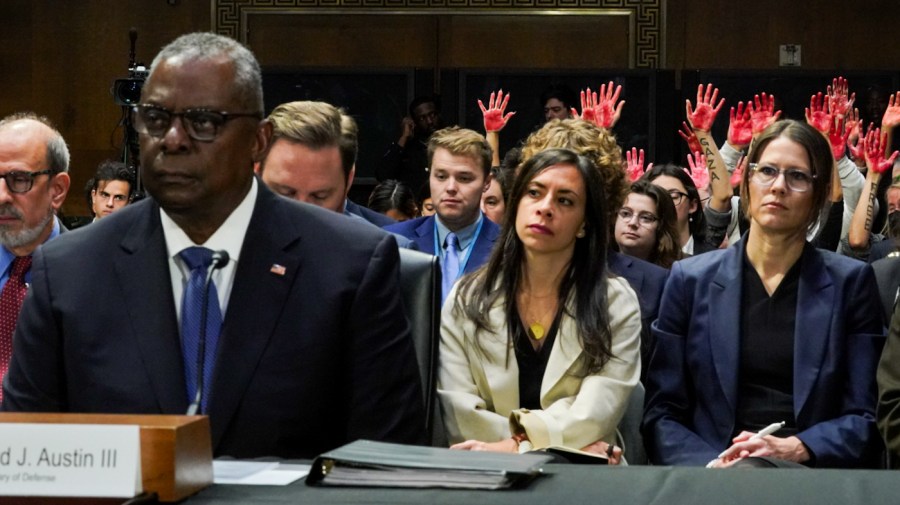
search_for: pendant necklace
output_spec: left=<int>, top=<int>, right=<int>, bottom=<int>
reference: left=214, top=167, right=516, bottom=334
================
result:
left=524, top=300, right=557, bottom=341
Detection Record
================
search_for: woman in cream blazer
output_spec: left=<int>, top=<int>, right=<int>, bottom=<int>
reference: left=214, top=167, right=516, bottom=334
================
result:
left=437, top=148, right=642, bottom=457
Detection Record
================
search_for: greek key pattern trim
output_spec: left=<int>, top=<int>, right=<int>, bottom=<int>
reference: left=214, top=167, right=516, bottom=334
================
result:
left=212, top=0, right=664, bottom=67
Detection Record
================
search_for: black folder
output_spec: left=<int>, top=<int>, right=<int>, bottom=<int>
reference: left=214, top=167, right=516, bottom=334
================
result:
left=306, top=440, right=553, bottom=490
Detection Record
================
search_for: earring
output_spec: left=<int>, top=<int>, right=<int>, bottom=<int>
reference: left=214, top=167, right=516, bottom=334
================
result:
left=576, top=229, right=586, bottom=238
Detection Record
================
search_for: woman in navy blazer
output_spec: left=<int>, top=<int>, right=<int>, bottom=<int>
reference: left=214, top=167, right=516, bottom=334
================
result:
left=643, top=120, right=885, bottom=468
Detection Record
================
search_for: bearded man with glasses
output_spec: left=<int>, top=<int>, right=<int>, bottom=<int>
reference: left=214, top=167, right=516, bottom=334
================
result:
left=0, top=113, right=70, bottom=399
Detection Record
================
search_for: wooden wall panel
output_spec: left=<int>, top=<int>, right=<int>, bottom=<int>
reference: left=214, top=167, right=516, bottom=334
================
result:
left=438, top=14, right=630, bottom=69
left=668, top=0, right=900, bottom=70
left=1, top=0, right=210, bottom=216
left=3, top=0, right=900, bottom=214
left=0, top=1, right=34, bottom=117
left=247, top=14, right=439, bottom=68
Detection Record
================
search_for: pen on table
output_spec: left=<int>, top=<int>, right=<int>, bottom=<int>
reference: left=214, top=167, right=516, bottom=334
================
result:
left=714, top=421, right=786, bottom=460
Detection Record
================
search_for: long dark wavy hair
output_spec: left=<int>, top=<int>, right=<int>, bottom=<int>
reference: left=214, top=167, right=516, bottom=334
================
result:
left=453, top=148, right=615, bottom=373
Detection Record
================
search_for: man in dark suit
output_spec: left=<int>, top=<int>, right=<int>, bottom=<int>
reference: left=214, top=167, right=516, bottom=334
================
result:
left=0, top=113, right=70, bottom=399
left=254, top=100, right=394, bottom=226
left=385, top=127, right=500, bottom=302
left=2, top=32, right=425, bottom=459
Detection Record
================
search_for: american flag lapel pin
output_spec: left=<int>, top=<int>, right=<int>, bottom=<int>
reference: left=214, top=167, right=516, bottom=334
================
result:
left=270, top=264, right=286, bottom=276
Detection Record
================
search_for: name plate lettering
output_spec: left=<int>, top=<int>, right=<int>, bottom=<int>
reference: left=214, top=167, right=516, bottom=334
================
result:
left=0, top=423, right=141, bottom=498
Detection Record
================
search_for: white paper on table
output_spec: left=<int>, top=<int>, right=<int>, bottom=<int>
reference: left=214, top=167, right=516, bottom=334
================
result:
left=213, top=461, right=309, bottom=486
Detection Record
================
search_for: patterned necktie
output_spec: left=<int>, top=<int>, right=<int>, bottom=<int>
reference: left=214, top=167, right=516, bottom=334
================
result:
left=0, top=255, right=33, bottom=403
left=179, top=247, right=223, bottom=414
left=441, top=233, right=460, bottom=304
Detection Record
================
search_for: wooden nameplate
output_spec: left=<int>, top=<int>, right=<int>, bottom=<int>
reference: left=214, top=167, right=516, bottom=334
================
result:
left=0, top=412, right=213, bottom=502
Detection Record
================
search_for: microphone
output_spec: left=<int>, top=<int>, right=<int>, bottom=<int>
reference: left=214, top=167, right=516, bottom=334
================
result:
left=128, top=28, right=137, bottom=70
left=186, top=250, right=230, bottom=416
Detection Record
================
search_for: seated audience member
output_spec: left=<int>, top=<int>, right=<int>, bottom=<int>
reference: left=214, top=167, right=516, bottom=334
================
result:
left=87, top=160, right=135, bottom=221
left=539, top=84, right=577, bottom=123
left=642, top=164, right=722, bottom=255
left=644, top=120, right=884, bottom=468
left=255, top=100, right=394, bottom=226
left=716, top=83, right=866, bottom=248
left=0, top=112, right=71, bottom=399
left=481, top=166, right=510, bottom=225
left=2, top=32, right=426, bottom=459
left=368, top=179, right=418, bottom=222
left=677, top=84, right=744, bottom=248
left=418, top=184, right=435, bottom=217
left=438, top=149, right=640, bottom=462
left=843, top=128, right=900, bottom=262
left=615, top=180, right=682, bottom=269
left=385, top=127, right=500, bottom=303
left=377, top=95, right=442, bottom=193
left=520, top=119, right=666, bottom=371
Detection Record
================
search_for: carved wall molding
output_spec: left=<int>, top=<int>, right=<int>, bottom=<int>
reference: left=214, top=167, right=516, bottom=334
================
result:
left=212, top=0, right=665, bottom=68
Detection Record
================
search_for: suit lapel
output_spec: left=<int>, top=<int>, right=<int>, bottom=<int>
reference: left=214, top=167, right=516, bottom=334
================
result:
left=464, top=217, right=498, bottom=275
left=414, top=216, right=436, bottom=254
left=205, top=187, right=304, bottom=448
left=478, top=294, right=520, bottom=416
left=541, top=303, right=581, bottom=401
left=114, top=201, right=186, bottom=413
left=793, top=247, right=833, bottom=415
left=708, top=244, right=743, bottom=414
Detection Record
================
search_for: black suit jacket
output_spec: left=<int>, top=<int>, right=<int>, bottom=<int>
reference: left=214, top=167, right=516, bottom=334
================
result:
left=3, top=183, right=426, bottom=459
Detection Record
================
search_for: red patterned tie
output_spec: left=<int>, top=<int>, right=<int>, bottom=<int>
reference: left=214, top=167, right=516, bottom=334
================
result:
left=0, top=255, right=33, bottom=401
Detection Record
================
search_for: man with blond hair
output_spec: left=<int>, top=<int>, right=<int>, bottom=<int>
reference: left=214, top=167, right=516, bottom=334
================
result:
left=386, top=126, right=500, bottom=302
left=257, top=100, right=414, bottom=245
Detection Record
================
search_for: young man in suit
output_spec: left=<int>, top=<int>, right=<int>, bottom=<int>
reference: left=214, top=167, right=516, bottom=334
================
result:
left=385, top=127, right=500, bottom=302
left=2, top=32, right=425, bottom=459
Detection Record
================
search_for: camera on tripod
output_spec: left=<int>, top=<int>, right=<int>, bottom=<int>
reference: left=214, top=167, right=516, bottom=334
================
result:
left=113, top=64, right=149, bottom=106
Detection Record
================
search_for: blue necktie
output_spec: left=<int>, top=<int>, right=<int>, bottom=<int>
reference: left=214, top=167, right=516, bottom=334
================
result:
left=180, top=247, right=223, bottom=414
left=441, top=233, right=460, bottom=304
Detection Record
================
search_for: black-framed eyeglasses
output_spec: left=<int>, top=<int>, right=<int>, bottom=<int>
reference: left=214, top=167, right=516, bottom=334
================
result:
left=0, top=170, right=54, bottom=194
left=617, top=208, right=659, bottom=227
left=667, top=190, right=689, bottom=206
left=131, top=104, right=261, bottom=142
left=749, top=163, right=816, bottom=193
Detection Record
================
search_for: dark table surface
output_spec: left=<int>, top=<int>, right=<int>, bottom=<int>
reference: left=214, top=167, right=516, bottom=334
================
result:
left=184, top=464, right=900, bottom=504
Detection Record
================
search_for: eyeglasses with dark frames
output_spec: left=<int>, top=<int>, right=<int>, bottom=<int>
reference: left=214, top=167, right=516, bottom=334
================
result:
left=749, top=163, right=816, bottom=193
left=617, top=208, right=659, bottom=227
left=667, top=190, right=689, bottom=206
left=0, top=170, right=54, bottom=194
left=131, top=104, right=262, bottom=142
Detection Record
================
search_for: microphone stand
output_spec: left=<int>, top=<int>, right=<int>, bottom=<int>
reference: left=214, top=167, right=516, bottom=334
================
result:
left=186, top=251, right=230, bottom=416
